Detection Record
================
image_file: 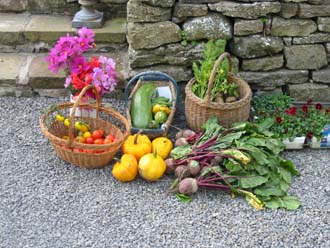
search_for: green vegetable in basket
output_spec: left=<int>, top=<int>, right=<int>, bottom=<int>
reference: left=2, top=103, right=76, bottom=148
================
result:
left=130, top=83, right=156, bottom=128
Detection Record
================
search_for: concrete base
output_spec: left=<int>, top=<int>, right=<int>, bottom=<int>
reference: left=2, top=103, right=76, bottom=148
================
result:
left=72, top=10, right=104, bottom=28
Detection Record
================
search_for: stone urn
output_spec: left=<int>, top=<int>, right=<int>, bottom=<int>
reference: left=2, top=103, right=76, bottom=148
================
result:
left=72, top=0, right=104, bottom=28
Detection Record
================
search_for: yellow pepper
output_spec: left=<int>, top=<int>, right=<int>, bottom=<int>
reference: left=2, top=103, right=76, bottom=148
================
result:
left=122, top=133, right=152, bottom=161
left=151, top=137, right=173, bottom=159
left=152, top=104, right=171, bottom=115
left=112, top=154, right=138, bottom=182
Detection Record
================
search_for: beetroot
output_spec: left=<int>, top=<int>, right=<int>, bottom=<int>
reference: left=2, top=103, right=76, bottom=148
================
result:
left=188, top=160, right=200, bottom=176
left=174, top=165, right=190, bottom=178
left=165, top=158, right=175, bottom=174
left=175, top=137, right=188, bottom=147
left=178, top=178, right=198, bottom=195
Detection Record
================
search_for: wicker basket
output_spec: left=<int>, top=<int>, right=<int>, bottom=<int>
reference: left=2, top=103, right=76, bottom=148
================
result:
left=124, top=71, right=178, bottom=139
left=185, top=52, right=252, bottom=130
left=40, top=85, right=130, bottom=169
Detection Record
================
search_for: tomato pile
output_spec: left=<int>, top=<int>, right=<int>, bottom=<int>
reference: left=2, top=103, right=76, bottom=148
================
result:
left=56, top=114, right=117, bottom=153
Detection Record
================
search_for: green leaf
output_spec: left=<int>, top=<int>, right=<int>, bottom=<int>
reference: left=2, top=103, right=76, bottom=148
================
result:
left=280, top=180, right=289, bottom=192
left=264, top=196, right=301, bottom=210
left=280, top=159, right=299, bottom=176
left=170, top=144, right=192, bottom=160
left=223, top=158, right=243, bottom=172
left=238, top=144, right=269, bottom=165
left=254, top=186, right=286, bottom=197
left=239, top=175, right=268, bottom=189
left=277, top=167, right=292, bottom=184
left=176, top=193, right=192, bottom=203
left=253, top=164, right=270, bottom=175
left=218, top=131, right=246, bottom=146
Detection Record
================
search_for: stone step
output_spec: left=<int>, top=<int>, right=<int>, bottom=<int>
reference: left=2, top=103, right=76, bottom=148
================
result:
left=0, top=13, right=127, bottom=53
left=0, top=50, right=129, bottom=97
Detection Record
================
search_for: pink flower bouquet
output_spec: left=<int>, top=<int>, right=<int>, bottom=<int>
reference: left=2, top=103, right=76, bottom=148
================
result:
left=46, top=27, right=117, bottom=98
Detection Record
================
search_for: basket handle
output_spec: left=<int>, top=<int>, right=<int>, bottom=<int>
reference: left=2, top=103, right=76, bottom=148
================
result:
left=204, top=52, right=233, bottom=103
left=68, top=85, right=101, bottom=145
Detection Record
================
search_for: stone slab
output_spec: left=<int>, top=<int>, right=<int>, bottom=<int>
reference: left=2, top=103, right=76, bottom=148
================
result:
left=0, top=13, right=30, bottom=45
left=271, top=17, right=317, bottom=37
left=234, top=19, right=264, bottom=36
left=127, top=1, right=171, bottom=22
left=312, top=68, right=330, bottom=84
left=298, top=4, right=330, bottom=18
left=293, top=33, right=330, bottom=45
left=25, top=15, right=74, bottom=43
left=93, top=18, right=127, bottom=43
left=241, top=55, right=284, bottom=71
left=0, top=53, right=27, bottom=85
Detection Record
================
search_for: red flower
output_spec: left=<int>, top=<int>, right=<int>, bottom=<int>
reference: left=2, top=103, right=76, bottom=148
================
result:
left=276, top=117, right=283, bottom=124
left=302, top=105, right=308, bottom=113
left=307, top=131, right=314, bottom=139
left=315, top=103, right=322, bottom=110
left=326, top=109, right=330, bottom=113
left=285, top=107, right=297, bottom=116
left=307, top=99, right=313, bottom=105
left=71, top=73, right=88, bottom=90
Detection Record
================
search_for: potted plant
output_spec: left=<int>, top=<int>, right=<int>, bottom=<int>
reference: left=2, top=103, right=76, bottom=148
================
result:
left=45, top=27, right=117, bottom=117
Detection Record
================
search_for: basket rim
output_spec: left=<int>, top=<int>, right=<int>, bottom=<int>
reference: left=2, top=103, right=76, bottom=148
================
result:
left=185, top=75, right=252, bottom=110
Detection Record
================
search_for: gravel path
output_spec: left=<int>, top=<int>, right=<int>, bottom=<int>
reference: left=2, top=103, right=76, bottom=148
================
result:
left=0, top=96, right=329, bottom=248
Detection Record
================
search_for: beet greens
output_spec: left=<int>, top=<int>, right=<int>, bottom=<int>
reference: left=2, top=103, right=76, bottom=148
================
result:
left=169, top=117, right=300, bottom=210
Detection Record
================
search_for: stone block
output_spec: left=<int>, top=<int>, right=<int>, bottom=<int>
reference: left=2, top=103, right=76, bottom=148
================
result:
left=0, top=87, right=16, bottom=97
left=312, top=68, right=330, bottom=84
left=231, top=35, right=283, bottom=59
left=208, top=1, right=281, bottom=19
left=129, top=42, right=204, bottom=68
left=285, top=45, right=327, bottom=70
left=238, top=69, right=309, bottom=88
left=173, top=3, right=208, bottom=18
left=139, top=0, right=176, bottom=7
left=27, top=0, right=79, bottom=15
left=298, top=4, right=330, bottom=18
left=0, top=53, right=27, bottom=86
left=182, top=13, right=232, bottom=41
left=241, top=55, right=284, bottom=71
left=130, top=65, right=192, bottom=82
left=289, top=83, right=330, bottom=102
left=271, top=17, right=317, bottom=37
left=317, top=18, right=330, bottom=33
left=0, top=0, right=27, bottom=12
left=0, top=13, right=30, bottom=45
left=35, top=88, right=70, bottom=97
left=127, top=22, right=181, bottom=50
left=293, top=33, right=330, bottom=44
left=234, top=19, right=264, bottom=36
left=307, top=0, right=330, bottom=4
left=127, top=1, right=171, bottom=22
left=279, top=2, right=298, bottom=19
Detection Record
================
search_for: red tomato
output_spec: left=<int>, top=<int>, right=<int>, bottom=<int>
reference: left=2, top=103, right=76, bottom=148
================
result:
left=85, top=137, right=94, bottom=144
left=73, top=148, right=82, bottom=153
left=94, top=138, right=105, bottom=145
left=105, top=134, right=115, bottom=142
left=92, top=130, right=104, bottom=139
left=84, top=149, right=94, bottom=154
left=103, top=138, right=113, bottom=144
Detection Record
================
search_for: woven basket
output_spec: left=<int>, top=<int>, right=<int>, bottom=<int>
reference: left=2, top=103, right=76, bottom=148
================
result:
left=185, top=52, right=252, bottom=130
left=125, top=71, right=178, bottom=139
left=40, top=85, right=130, bottom=169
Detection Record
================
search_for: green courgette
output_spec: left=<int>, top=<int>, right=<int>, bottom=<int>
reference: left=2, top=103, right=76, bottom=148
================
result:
left=130, top=83, right=156, bottom=128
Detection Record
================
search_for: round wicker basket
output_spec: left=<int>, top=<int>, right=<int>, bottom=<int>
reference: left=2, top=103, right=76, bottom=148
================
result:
left=185, top=52, right=252, bottom=130
left=40, top=85, right=130, bottom=169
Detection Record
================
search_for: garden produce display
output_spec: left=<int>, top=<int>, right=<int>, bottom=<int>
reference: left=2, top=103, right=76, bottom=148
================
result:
left=168, top=117, right=301, bottom=210
left=151, top=137, right=173, bottom=159
left=130, top=83, right=172, bottom=129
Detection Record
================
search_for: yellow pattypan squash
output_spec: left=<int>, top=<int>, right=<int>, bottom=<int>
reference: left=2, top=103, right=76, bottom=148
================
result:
left=112, top=154, right=138, bottom=182
left=138, top=151, right=166, bottom=181
left=151, top=137, right=173, bottom=159
left=122, top=133, right=152, bottom=161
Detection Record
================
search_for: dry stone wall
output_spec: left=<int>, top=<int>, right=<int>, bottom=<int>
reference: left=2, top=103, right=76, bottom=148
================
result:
left=127, top=0, right=330, bottom=101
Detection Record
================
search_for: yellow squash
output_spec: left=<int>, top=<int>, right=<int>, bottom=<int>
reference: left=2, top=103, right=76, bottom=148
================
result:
left=138, top=151, right=166, bottom=181
left=151, top=137, right=173, bottom=159
left=112, top=154, right=138, bottom=182
left=122, top=133, right=152, bottom=161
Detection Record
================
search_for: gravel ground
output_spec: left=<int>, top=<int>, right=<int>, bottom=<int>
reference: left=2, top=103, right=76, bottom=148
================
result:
left=0, top=96, right=329, bottom=248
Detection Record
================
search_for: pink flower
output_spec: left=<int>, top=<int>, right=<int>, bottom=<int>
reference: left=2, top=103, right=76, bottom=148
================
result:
left=70, top=56, right=88, bottom=74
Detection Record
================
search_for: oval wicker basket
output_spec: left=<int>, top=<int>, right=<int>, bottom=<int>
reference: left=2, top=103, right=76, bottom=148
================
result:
left=185, top=52, right=252, bottom=130
left=124, top=71, right=178, bottom=139
left=40, top=85, right=130, bottom=169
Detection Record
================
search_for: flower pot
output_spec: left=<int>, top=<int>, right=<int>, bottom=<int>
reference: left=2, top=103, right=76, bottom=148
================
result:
left=283, top=137, right=305, bottom=150
left=309, top=134, right=330, bottom=149
left=70, top=94, right=97, bottom=118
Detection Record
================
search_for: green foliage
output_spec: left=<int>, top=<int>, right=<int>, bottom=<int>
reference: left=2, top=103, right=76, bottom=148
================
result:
left=192, top=39, right=238, bottom=101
